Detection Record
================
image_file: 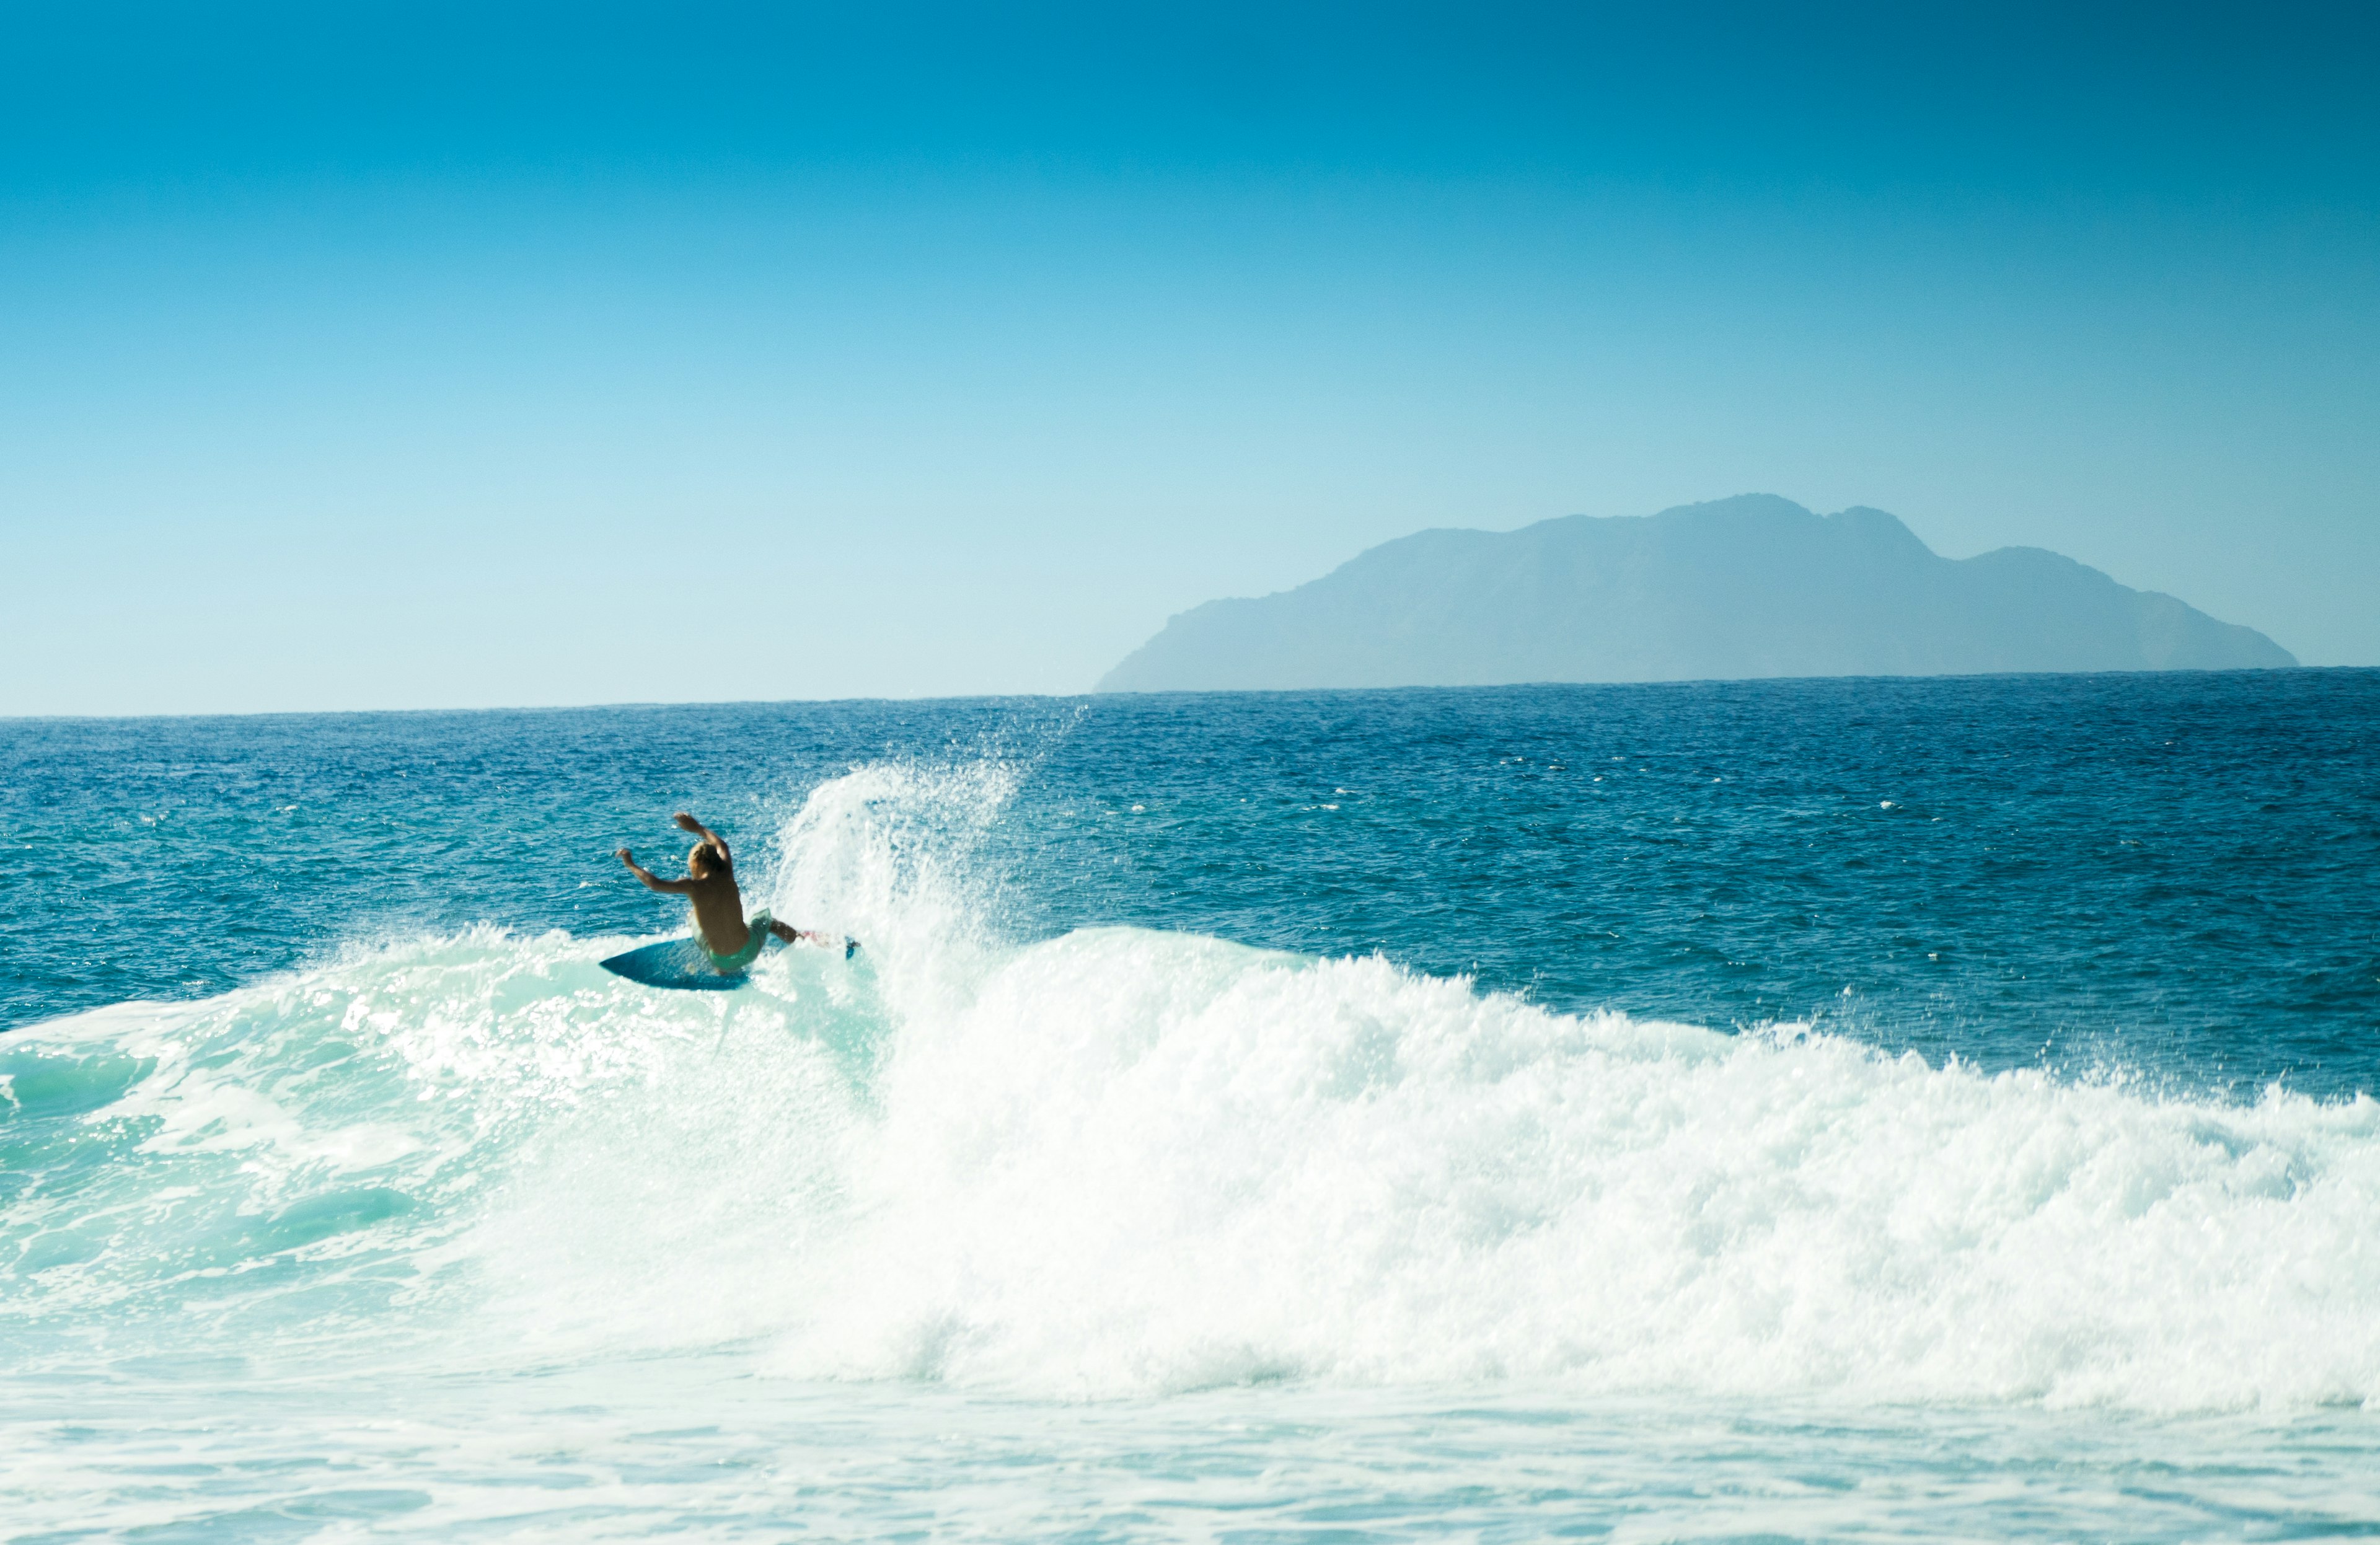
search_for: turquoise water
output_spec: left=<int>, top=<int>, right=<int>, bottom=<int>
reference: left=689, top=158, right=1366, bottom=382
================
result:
left=4, top=674, right=2378, bottom=1538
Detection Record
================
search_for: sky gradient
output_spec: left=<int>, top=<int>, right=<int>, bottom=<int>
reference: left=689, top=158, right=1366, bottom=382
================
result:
left=5, top=1, right=2376, bottom=715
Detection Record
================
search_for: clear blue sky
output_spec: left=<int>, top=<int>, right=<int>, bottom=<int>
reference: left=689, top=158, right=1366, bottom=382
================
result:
left=5, top=1, right=2375, bottom=714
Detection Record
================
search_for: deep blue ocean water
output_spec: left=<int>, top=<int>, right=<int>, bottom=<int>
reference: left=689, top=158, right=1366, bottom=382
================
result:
left=4, top=672, right=2378, bottom=1539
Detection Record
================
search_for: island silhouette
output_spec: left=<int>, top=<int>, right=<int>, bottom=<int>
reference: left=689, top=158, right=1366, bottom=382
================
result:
left=1098, top=494, right=2294, bottom=692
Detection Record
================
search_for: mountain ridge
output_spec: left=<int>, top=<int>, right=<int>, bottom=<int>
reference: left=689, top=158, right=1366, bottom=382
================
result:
left=1097, top=494, right=2295, bottom=692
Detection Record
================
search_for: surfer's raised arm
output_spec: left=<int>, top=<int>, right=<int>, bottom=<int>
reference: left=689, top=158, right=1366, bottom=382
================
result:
left=616, top=848, right=694, bottom=893
left=672, top=811, right=730, bottom=867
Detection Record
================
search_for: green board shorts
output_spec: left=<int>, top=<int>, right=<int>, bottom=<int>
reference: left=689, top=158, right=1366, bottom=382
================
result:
left=703, top=910, right=773, bottom=974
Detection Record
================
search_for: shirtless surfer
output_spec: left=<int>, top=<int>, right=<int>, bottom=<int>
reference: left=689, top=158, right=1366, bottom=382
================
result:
left=616, top=812, right=852, bottom=972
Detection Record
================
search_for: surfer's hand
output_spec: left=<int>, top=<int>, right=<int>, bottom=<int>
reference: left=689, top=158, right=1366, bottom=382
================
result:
left=615, top=847, right=633, bottom=865
left=672, top=812, right=700, bottom=832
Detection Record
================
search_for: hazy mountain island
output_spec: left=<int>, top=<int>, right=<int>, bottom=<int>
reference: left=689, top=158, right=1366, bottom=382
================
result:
left=1098, top=494, right=2294, bottom=692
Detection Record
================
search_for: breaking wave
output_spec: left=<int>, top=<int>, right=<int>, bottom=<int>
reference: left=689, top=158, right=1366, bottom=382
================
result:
left=4, top=762, right=2377, bottom=1411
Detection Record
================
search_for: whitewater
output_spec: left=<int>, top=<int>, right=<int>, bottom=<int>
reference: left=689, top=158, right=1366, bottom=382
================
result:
left=5, top=676, right=2378, bottom=1538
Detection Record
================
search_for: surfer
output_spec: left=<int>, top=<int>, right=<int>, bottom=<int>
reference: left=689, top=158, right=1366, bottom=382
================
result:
left=616, top=812, right=849, bottom=972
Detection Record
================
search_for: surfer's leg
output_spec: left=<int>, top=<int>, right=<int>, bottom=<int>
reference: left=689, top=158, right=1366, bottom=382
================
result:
left=768, top=918, right=853, bottom=953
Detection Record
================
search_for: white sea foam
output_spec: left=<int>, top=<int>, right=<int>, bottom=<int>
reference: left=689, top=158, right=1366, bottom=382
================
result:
left=739, top=924, right=2380, bottom=1408
left=4, top=764, right=2378, bottom=1414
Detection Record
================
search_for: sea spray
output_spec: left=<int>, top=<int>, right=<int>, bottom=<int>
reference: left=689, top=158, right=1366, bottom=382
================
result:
left=764, top=756, right=1022, bottom=1029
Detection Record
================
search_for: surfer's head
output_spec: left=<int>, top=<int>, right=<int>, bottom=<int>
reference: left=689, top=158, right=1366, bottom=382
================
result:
left=687, top=842, right=727, bottom=878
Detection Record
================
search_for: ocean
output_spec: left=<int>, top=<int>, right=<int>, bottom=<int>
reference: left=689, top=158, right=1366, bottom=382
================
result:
left=3, top=671, right=2377, bottom=1540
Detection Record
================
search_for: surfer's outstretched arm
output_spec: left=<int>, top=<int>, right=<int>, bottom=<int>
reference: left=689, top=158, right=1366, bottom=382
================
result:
left=672, top=811, right=729, bottom=866
left=617, top=848, right=693, bottom=893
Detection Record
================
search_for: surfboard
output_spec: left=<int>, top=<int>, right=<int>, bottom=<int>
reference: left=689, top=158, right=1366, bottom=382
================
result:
left=598, top=936, right=751, bottom=991
left=597, top=933, right=861, bottom=991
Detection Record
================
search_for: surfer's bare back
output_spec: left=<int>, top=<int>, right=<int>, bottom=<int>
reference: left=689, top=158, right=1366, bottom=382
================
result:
left=617, top=812, right=849, bottom=971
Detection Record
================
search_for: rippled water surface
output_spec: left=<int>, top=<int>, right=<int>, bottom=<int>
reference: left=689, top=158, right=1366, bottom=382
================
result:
left=3, top=672, right=2376, bottom=1539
